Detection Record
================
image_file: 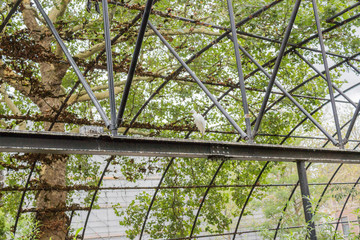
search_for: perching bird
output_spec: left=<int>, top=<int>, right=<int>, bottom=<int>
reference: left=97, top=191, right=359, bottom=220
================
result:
left=190, top=110, right=206, bottom=137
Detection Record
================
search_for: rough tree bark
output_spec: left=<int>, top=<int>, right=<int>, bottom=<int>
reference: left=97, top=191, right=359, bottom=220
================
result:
left=20, top=0, right=70, bottom=238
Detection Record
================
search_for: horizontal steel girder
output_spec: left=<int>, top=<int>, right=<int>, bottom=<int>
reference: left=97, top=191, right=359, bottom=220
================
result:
left=0, top=130, right=359, bottom=163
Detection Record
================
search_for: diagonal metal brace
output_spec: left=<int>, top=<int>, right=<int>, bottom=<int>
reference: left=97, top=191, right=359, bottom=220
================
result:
left=253, top=0, right=302, bottom=135
left=148, top=22, right=248, bottom=139
left=33, top=0, right=111, bottom=128
left=0, top=0, right=22, bottom=33
left=117, top=0, right=154, bottom=127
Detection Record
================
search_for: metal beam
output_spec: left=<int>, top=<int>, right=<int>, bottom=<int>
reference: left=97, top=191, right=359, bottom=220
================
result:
left=13, top=161, right=36, bottom=236
left=344, top=63, right=360, bottom=143
left=1, top=130, right=360, bottom=163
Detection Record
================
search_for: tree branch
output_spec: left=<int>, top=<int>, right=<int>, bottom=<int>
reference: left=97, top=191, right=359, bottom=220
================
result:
left=74, top=28, right=224, bottom=59
left=48, top=0, right=71, bottom=23
left=69, top=86, right=123, bottom=104
left=68, top=76, right=151, bottom=104
left=0, top=85, right=26, bottom=130
left=0, top=60, right=32, bottom=97
left=21, top=0, right=41, bottom=32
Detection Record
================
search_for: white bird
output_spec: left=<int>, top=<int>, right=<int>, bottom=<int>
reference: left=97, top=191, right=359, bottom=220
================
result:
left=190, top=110, right=206, bottom=137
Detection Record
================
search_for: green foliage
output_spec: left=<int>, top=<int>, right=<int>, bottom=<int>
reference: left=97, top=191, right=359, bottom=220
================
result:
left=73, top=227, right=83, bottom=239
left=0, top=0, right=359, bottom=238
left=0, top=210, right=9, bottom=238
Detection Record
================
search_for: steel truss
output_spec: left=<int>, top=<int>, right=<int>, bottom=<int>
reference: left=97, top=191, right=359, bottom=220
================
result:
left=0, top=0, right=360, bottom=239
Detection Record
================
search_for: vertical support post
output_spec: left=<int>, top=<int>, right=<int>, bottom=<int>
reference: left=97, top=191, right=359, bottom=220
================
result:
left=102, top=0, right=117, bottom=135
left=296, top=161, right=317, bottom=240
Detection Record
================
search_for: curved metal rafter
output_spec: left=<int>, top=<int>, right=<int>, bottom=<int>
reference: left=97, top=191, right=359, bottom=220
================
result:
left=334, top=174, right=360, bottom=239
left=258, top=53, right=360, bottom=121
left=333, top=173, right=360, bottom=240
left=280, top=80, right=360, bottom=145
left=309, top=149, right=357, bottom=239
left=13, top=160, right=37, bottom=236
left=308, top=144, right=360, bottom=238
left=108, top=0, right=355, bottom=62
left=273, top=163, right=312, bottom=239
left=232, top=161, right=270, bottom=240
left=326, top=1, right=360, bottom=23
left=189, top=160, right=226, bottom=237
left=294, top=50, right=357, bottom=108
left=81, top=156, right=115, bottom=240
left=1, top=0, right=360, bottom=239
left=138, top=157, right=175, bottom=239
left=297, top=12, right=360, bottom=47
left=0, top=0, right=22, bottom=33
left=273, top=118, right=360, bottom=239
left=137, top=50, right=360, bottom=239
left=66, top=209, right=76, bottom=238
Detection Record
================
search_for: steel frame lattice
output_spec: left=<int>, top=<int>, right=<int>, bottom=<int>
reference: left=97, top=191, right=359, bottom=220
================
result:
left=0, top=0, right=360, bottom=239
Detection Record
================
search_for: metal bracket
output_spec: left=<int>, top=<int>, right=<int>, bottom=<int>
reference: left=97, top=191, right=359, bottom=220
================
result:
left=209, top=145, right=230, bottom=159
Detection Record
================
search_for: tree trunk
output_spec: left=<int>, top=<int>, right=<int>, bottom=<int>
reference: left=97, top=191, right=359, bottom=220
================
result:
left=36, top=154, right=68, bottom=240
left=18, top=1, right=75, bottom=237
left=34, top=61, right=70, bottom=239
